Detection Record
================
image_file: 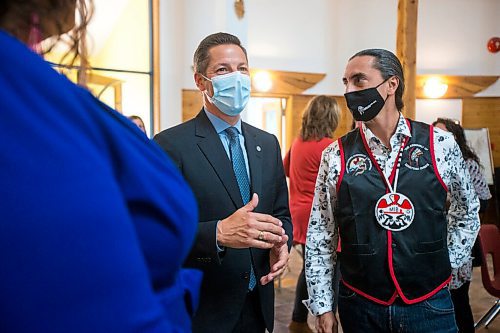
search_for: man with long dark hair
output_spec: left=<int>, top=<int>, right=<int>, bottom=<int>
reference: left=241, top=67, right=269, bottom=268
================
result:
left=305, top=49, right=479, bottom=333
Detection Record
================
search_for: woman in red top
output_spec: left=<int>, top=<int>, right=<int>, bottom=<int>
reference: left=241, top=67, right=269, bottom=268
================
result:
left=284, top=95, right=341, bottom=333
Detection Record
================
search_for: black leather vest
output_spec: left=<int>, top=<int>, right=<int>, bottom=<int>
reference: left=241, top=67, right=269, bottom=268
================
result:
left=336, top=119, right=451, bottom=304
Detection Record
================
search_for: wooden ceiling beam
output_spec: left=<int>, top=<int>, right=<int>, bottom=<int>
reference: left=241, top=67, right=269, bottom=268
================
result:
left=396, top=0, right=418, bottom=120
left=416, top=75, right=499, bottom=99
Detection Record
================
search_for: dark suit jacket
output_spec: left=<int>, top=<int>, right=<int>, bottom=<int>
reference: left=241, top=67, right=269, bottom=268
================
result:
left=154, top=110, right=292, bottom=333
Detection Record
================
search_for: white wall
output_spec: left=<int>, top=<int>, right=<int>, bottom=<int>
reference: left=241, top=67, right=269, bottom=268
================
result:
left=160, top=0, right=186, bottom=129
left=246, top=0, right=398, bottom=95
left=181, top=0, right=248, bottom=90
left=158, top=0, right=499, bottom=130
left=418, top=0, right=499, bottom=77
left=415, top=99, right=462, bottom=125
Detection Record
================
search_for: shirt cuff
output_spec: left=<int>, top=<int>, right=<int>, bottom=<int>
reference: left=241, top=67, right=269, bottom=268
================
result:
left=303, top=298, right=333, bottom=317
left=216, top=220, right=225, bottom=253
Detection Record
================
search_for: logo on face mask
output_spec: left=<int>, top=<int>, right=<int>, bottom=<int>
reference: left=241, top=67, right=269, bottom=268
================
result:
left=203, top=71, right=251, bottom=117
left=357, top=100, right=377, bottom=115
left=344, top=79, right=388, bottom=122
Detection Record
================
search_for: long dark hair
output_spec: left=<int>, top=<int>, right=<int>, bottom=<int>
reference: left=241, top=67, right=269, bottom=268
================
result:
left=433, top=118, right=480, bottom=164
left=350, top=49, right=405, bottom=111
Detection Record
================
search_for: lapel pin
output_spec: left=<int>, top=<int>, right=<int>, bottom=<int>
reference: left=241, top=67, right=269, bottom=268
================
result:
left=256, top=145, right=262, bottom=152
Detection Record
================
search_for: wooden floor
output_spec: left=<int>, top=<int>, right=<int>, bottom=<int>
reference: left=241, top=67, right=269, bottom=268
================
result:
left=273, top=247, right=499, bottom=333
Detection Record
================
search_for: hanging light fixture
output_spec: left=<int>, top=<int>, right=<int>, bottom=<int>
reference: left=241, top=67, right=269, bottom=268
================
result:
left=252, top=71, right=273, bottom=92
left=423, top=77, right=448, bottom=98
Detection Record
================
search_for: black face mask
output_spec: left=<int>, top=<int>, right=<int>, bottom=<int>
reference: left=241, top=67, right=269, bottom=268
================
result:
left=344, top=79, right=388, bottom=122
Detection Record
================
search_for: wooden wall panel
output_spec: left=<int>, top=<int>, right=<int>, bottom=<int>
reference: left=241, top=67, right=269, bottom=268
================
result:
left=462, top=97, right=500, bottom=168
left=285, top=95, right=312, bottom=150
left=284, top=94, right=353, bottom=151
left=182, top=89, right=203, bottom=122
left=335, top=97, right=354, bottom=138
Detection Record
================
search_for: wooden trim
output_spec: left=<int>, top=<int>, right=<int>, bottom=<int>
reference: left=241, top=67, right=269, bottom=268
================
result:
left=152, top=0, right=161, bottom=134
left=396, top=0, right=418, bottom=120
left=416, top=75, right=499, bottom=99
left=114, top=85, right=123, bottom=112
left=86, top=73, right=123, bottom=112
left=250, top=69, right=325, bottom=95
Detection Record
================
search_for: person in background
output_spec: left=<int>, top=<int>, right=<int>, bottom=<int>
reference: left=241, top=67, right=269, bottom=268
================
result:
left=128, top=115, right=147, bottom=134
left=433, top=117, right=492, bottom=333
left=154, top=32, right=292, bottom=333
left=283, top=95, right=341, bottom=333
left=305, top=48, right=479, bottom=333
left=0, top=1, right=201, bottom=332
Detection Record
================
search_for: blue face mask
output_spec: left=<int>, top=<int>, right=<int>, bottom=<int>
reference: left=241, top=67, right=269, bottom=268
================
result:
left=203, top=71, right=251, bottom=116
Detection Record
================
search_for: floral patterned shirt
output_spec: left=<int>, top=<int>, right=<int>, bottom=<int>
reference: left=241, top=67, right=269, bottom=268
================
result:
left=304, top=114, right=480, bottom=315
left=449, top=158, right=491, bottom=289
left=466, top=159, right=492, bottom=201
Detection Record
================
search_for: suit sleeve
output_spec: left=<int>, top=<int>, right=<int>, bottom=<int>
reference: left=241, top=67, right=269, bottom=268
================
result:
left=154, top=132, right=223, bottom=264
left=273, top=136, right=293, bottom=250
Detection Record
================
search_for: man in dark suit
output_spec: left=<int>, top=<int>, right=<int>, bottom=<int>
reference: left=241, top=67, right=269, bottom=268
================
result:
left=154, top=32, right=293, bottom=333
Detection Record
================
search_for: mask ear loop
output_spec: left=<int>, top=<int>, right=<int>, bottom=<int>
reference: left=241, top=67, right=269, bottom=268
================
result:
left=200, top=74, right=212, bottom=82
left=198, top=73, right=214, bottom=103
left=377, top=76, right=394, bottom=103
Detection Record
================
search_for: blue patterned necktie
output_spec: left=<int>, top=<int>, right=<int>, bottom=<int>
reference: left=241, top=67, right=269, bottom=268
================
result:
left=225, top=127, right=256, bottom=290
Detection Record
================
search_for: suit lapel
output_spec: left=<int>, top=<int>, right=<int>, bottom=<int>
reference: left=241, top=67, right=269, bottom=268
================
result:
left=242, top=123, right=262, bottom=201
left=195, top=111, right=244, bottom=208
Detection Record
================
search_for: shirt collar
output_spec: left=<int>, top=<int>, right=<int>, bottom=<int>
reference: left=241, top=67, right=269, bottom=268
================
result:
left=361, top=112, right=411, bottom=145
left=204, top=108, right=243, bottom=135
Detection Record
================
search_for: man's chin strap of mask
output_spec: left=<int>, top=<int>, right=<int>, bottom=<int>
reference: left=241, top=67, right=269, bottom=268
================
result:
left=344, top=78, right=391, bottom=122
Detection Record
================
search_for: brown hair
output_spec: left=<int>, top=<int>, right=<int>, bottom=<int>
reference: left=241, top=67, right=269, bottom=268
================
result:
left=193, top=32, right=248, bottom=75
left=0, top=0, right=94, bottom=84
left=300, top=95, right=341, bottom=141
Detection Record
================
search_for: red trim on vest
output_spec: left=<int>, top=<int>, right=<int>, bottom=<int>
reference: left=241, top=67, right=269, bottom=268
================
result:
left=359, top=125, right=410, bottom=191
left=337, top=139, right=345, bottom=252
left=341, top=279, right=398, bottom=306
left=429, top=125, right=448, bottom=192
left=360, top=130, right=387, bottom=192
left=387, top=230, right=452, bottom=304
left=389, top=119, right=412, bottom=184
left=353, top=121, right=451, bottom=305
left=337, top=138, right=345, bottom=195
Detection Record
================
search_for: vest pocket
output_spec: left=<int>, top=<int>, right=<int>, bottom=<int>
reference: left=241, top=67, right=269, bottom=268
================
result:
left=415, top=238, right=444, bottom=253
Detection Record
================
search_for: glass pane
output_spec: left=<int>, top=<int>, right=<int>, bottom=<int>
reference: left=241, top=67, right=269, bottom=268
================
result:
left=90, top=70, right=152, bottom=136
left=88, top=0, right=150, bottom=72
left=243, top=97, right=285, bottom=154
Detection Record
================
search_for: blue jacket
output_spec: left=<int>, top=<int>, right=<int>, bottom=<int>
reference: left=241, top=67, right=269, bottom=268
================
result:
left=0, top=30, right=201, bottom=332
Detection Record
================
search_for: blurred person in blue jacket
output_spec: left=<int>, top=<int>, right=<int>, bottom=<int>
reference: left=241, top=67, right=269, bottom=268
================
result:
left=0, top=1, right=201, bottom=332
